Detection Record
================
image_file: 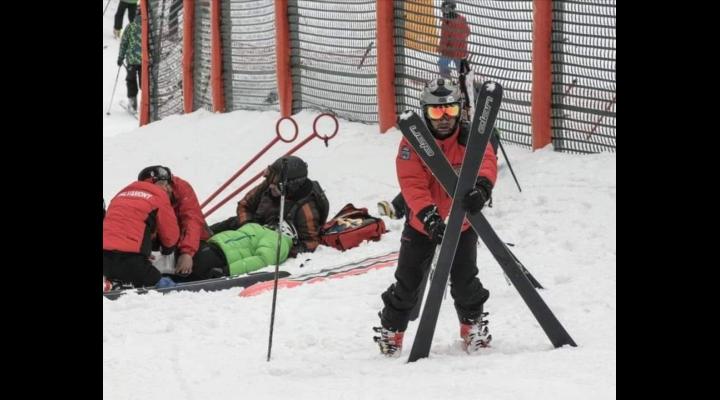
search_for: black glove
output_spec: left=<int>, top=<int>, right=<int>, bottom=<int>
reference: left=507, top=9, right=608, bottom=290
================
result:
left=417, top=205, right=446, bottom=245
left=461, top=177, right=493, bottom=215
left=117, top=58, right=123, bottom=67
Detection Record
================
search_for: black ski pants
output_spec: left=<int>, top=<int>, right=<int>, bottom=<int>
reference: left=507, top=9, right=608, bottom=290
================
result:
left=114, top=2, right=138, bottom=31
left=380, top=224, right=489, bottom=332
left=186, top=242, right=229, bottom=281
left=103, top=250, right=161, bottom=287
left=126, top=64, right=141, bottom=99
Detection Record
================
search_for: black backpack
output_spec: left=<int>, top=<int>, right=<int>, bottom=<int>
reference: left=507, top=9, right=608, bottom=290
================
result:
left=286, top=180, right=330, bottom=227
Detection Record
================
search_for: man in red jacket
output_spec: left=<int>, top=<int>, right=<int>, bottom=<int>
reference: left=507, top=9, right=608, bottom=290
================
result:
left=137, top=166, right=212, bottom=278
left=438, top=0, right=470, bottom=79
left=103, top=168, right=180, bottom=288
left=373, top=78, right=497, bottom=357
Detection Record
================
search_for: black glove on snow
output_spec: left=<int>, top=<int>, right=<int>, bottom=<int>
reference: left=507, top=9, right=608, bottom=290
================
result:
left=417, top=205, right=446, bottom=245
left=117, top=58, right=124, bottom=67
left=461, top=177, right=493, bottom=215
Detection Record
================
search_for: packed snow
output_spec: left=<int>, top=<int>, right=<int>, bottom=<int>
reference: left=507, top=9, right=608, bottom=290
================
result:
left=103, top=3, right=616, bottom=399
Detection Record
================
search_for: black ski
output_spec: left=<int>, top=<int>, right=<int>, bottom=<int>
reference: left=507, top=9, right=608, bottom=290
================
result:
left=119, top=99, right=138, bottom=120
left=506, top=245, right=543, bottom=289
left=398, top=90, right=576, bottom=350
left=103, top=271, right=290, bottom=301
left=410, top=241, right=542, bottom=322
left=403, top=81, right=504, bottom=362
left=408, top=269, right=429, bottom=321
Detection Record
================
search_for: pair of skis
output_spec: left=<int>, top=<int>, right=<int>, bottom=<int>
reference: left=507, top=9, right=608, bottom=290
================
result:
left=118, top=99, right=138, bottom=119
left=398, top=81, right=576, bottom=363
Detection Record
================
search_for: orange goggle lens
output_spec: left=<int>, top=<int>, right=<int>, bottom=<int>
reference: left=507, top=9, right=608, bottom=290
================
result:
left=425, top=104, right=460, bottom=120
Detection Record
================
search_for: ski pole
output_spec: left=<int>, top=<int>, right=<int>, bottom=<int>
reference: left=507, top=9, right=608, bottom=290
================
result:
left=200, top=117, right=299, bottom=209
left=496, top=136, right=522, bottom=192
left=106, top=65, right=122, bottom=115
left=203, top=113, right=338, bottom=218
left=357, top=41, right=374, bottom=69
left=103, top=0, right=111, bottom=16
left=267, top=159, right=288, bottom=362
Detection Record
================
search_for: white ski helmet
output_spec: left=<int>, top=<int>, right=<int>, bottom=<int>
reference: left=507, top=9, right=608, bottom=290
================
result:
left=279, top=220, right=298, bottom=241
left=420, top=78, right=462, bottom=108
left=420, top=78, right=463, bottom=139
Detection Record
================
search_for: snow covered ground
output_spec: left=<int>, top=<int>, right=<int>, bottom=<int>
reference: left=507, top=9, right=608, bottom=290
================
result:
left=103, top=3, right=616, bottom=399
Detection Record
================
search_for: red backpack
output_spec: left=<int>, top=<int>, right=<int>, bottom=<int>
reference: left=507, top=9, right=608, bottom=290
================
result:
left=320, top=203, right=387, bottom=251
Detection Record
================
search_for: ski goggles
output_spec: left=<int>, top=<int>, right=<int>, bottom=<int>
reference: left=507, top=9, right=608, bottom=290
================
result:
left=424, top=103, right=461, bottom=120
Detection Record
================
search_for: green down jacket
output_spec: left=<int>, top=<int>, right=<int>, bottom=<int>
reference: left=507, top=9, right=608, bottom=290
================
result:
left=209, top=223, right=293, bottom=276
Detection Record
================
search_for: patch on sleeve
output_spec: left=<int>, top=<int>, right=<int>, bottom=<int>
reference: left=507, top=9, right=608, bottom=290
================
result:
left=400, top=146, right=411, bottom=160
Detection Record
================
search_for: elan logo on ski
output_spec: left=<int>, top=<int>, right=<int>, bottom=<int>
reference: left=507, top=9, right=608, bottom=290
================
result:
left=409, top=125, right=435, bottom=157
left=475, top=96, right=494, bottom=137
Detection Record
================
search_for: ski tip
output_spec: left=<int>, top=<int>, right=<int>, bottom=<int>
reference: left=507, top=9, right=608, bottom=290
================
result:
left=398, top=110, right=415, bottom=121
left=484, top=81, right=500, bottom=93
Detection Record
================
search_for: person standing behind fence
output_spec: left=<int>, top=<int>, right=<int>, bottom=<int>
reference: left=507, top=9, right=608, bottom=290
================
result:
left=113, top=0, right=139, bottom=39
left=117, top=8, right=142, bottom=112
left=437, top=0, right=470, bottom=79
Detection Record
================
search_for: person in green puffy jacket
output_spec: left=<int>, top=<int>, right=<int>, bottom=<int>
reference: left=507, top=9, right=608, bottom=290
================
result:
left=117, top=9, right=142, bottom=111
left=184, top=221, right=297, bottom=280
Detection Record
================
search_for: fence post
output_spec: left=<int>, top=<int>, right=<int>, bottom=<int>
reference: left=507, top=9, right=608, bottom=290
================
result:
left=140, top=0, right=151, bottom=125
left=183, top=0, right=195, bottom=113
left=376, top=0, right=397, bottom=133
left=275, top=0, right=292, bottom=117
left=531, top=0, right=553, bottom=150
left=211, top=0, right=225, bottom=112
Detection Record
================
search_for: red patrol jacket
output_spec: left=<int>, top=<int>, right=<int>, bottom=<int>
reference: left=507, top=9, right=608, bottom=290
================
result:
left=396, top=124, right=497, bottom=236
left=103, top=181, right=180, bottom=256
left=439, top=14, right=470, bottom=59
left=169, top=176, right=210, bottom=257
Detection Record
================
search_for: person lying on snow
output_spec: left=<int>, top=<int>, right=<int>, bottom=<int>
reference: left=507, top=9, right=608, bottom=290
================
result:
left=181, top=221, right=298, bottom=281
left=178, top=155, right=328, bottom=281
left=205, top=155, right=328, bottom=269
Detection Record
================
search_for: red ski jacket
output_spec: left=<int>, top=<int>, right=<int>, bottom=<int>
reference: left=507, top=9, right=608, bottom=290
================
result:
left=169, top=176, right=210, bottom=257
left=439, top=15, right=470, bottom=59
left=396, top=124, right=497, bottom=236
left=103, top=181, right=180, bottom=256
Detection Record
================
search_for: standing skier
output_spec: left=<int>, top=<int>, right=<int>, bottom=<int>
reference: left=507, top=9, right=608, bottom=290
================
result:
left=373, top=78, right=497, bottom=357
left=113, top=0, right=139, bottom=39
left=117, top=8, right=142, bottom=113
left=437, top=0, right=470, bottom=79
